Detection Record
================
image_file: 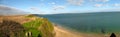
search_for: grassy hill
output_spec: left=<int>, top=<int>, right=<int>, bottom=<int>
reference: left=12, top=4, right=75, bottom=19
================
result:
left=0, top=14, right=55, bottom=37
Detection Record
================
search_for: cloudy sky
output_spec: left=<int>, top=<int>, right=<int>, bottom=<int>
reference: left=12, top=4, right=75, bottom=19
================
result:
left=0, top=0, right=120, bottom=14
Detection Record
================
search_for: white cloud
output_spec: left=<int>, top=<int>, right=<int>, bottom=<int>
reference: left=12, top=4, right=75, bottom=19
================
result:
left=40, top=3, right=45, bottom=7
left=48, top=2, right=56, bottom=5
left=90, top=0, right=109, bottom=2
left=67, top=0, right=84, bottom=6
left=0, top=5, right=27, bottom=15
left=52, top=5, right=66, bottom=10
left=29, top=7, right=47, bottom=14
left=94, top=4, right=104, bottom=7
left=103, top=0, right=109, bottom=2
left=30, top=7, right=41, bottom=12
left=51, top=2, right=56, bottom=5
left=114, top=3, right=120, bottom=7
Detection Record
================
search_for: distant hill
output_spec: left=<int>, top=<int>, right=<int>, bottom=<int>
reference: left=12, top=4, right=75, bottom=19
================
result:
left=0, top=5, right=28, bottom=16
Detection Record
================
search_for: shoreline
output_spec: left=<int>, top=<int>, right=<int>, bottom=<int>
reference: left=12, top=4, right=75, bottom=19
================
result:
left=54, top=25, right=110, bottom=37
left=54, top=25, right=83, bottom=37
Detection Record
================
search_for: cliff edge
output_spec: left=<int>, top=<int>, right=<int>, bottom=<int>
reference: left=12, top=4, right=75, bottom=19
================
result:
left=0, top=14, right=55, bottom=37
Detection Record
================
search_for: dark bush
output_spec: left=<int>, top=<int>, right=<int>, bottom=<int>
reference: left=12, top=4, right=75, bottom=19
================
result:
left=110, top=33, right=116, bottom=37
left=0, top=19, right=25, bottom=37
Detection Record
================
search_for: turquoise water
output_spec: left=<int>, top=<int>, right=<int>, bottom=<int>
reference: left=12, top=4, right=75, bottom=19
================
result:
left=37, top=12, right=120, bottom=34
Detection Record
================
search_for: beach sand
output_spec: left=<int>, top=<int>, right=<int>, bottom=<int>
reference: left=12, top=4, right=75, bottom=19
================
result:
left=54, top=25, right=110, bottom=37
left=54, top=26, right=83, bottom=37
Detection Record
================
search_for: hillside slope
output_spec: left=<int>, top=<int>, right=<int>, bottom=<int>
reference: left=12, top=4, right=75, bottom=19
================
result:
left=0, top=15, right=55, bottom=37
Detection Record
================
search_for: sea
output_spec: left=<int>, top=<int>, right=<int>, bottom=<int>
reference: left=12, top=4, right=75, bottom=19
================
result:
left=37, top=12, right=120, bottom=34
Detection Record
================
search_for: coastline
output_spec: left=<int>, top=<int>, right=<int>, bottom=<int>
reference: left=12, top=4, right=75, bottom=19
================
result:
left=54, top=25, right=109, bottom=37
left=54, top=25, right=83, bottom=37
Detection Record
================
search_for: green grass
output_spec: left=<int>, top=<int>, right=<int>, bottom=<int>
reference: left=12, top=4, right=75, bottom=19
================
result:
left=23, top=19, right=42, bottom=28
left=22, top=17, right=54, bottom=37
left=26, top=28, right=42, bottom=37
left=23, top=19, right=43, bottom=37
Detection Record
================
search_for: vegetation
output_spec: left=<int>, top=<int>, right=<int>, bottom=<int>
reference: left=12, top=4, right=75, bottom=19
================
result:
left=0, top=20, right=25, bottom=37
left=23, top=17, right=54, bottom=37
left=25, top=14, right=36, bottom=18
left=0, top=15, right=54, bottom=37
left=23, top=19, right=43, bottom=37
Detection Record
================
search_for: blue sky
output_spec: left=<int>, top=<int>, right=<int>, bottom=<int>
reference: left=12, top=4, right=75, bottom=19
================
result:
left=0, top=0, right=120, bottom=14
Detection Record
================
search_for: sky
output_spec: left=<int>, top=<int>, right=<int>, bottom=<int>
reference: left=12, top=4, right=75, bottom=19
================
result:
left=0, top=0, right=120, bottom=14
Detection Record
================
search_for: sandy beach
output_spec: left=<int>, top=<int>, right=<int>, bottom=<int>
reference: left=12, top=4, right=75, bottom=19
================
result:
left=54, top=25, right=110, bottom=37
left=54, top=26, right=83, bottom=37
